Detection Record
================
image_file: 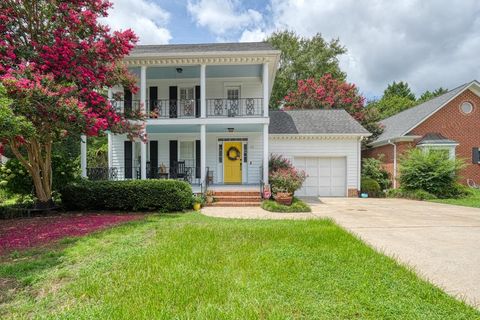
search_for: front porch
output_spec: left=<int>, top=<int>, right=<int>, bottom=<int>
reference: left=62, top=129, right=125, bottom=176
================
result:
left=82, top=122, right=269, bottom=190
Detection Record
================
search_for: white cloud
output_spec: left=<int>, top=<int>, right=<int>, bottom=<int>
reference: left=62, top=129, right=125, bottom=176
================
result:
left=227, top=0, right=480, bottom=97
left=103, top=0, right=172, bottom=44
left=239, top=29, right=267, bottom=42
left=187, top=0, right=263, bottom=36
left=272, top=0, right=480, bottom=96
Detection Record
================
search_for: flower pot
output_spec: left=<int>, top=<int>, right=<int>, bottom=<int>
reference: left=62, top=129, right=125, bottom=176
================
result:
left=193, top=203, right=201, bottom=211
left=274, top=192, right=293, bottom=206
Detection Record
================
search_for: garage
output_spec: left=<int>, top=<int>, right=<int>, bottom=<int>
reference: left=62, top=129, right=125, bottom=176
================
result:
left=294, top=157, right=347, bottom=197
left=269, top=110, right=371, bottom=198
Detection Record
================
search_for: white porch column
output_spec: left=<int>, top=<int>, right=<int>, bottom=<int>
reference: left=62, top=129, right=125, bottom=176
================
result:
left=200, top=64, right=206, bottom=118
left=200, top=124, right=207, bottom=182
left=263, top=123, right=269, bottom=184
left=140, top=66, right=147, bottom=114
left=107, top=133, right=112, bottom=169
left=80, top=134, right=87, bottom=178
left=262, top=62, right=269, bottom=117
left=141, top=139, right=147, bottom=179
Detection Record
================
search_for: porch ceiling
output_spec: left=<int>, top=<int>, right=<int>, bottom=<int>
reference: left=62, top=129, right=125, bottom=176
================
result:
left=129, top=65, right=262, bottom=80
left=146, top=123, right=263, bottom=134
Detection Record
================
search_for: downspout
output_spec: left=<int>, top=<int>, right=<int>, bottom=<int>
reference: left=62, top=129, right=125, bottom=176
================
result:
left=358, top=136, right=364, bottom=192
left=388, top=140, right=397, bottom=188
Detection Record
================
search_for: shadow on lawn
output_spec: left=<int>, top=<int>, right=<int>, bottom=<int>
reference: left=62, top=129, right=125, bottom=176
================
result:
left=0, top=214, right=167, bottom=305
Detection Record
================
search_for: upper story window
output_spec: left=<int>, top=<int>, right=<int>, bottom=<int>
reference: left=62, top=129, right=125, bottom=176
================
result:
left=460, top=101, right=474, bottom=114
left=226, top=87, right=240, bottom=100
left=180, top=87, right=194, bottom=100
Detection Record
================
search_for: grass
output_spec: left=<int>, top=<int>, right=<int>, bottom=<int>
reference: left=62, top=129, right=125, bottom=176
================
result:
left=261, top=197, right=311, bottom=212
left=430, top=188, right=480, bottom=208
left=1, top=213, right=479, bottom=319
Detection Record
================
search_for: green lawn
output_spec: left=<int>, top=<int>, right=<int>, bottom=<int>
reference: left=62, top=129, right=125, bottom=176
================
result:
left=431, top=188, right=480, bottom=208
left=1, top=213, right=478, bottom=319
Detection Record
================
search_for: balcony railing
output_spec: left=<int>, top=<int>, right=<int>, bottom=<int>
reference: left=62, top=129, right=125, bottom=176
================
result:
left=206, top=98, right=263, bottom=117
left=112, top=98, right=264, bottom=119
left=86, top=166, right=202, bottom=184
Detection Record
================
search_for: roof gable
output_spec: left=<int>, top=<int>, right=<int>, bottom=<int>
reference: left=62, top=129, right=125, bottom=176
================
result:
left=374, top=80, right=480, bottom=144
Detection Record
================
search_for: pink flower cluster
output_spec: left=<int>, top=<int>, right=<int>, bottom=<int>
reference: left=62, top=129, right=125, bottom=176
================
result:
left=0, top=214, right=143, bottom=255
left=0, top=0, right=144, bottom=146
left=283, top=74, right=366, bottom=122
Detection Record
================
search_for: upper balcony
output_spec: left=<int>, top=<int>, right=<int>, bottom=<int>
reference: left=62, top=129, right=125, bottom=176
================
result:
left=109, top=42, right=281, bottom=123
left=112, top=98, right=264, bottom=119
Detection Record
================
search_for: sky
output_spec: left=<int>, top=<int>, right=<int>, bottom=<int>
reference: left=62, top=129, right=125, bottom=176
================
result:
left=104, top=0, right=480, bottom=99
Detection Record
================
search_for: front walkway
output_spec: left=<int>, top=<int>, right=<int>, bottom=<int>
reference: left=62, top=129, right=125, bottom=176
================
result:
left=201, top=197, right=480, bottom=308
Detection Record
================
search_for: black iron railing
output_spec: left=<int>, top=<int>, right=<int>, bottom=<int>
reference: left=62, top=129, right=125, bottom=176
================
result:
left=206, top=98, right=263, bottom=117
left=112, top=98, right=264, bottom=119
left=86, top=166, right=201, bottom=184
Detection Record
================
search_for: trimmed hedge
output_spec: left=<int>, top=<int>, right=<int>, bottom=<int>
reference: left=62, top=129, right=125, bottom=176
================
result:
left=386, top=188, right=437, bottom=201
left=61, top=179, right=192, bottom=212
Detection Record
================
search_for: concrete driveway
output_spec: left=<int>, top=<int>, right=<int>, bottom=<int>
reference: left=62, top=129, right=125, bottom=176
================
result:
left=311, top=198, right=480, bottom=308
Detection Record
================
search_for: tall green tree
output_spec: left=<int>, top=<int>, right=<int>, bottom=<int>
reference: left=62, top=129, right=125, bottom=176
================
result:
left=417, top=87, right=448, bottom=103
left=267, top=31, right=346, bottom=108
left=383, top=81, right=416, bottom=101
left=367, top=95, right=417, bottom=120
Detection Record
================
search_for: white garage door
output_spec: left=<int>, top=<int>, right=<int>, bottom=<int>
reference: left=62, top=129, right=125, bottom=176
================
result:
left=294, top=157, right=346, bottom=197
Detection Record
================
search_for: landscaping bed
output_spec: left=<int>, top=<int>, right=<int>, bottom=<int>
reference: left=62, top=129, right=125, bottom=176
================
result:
left=0, top=213, right=143, bottom=255
left=1, top=213, right=478, bottom=319
left=261, top=197, right=311, bottom=212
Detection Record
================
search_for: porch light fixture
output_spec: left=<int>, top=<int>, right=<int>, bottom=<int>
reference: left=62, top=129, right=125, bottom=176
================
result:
left=227, top=127, right=234, bottom=133
left=176, top=67, right=183, bottom=73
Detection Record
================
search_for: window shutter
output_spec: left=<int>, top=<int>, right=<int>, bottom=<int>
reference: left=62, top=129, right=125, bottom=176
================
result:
left=196, top=140, right=201, bottom=178
left=169, top=140, right=178, bottom=170
left=472, top=147, right=479, bottom=164
left=169, top=86, right=178, bottom=118
left=149, top=86, right=158, bottom=113
left=124, top=141, right=133, bottom=179
left=195, top=85, right=201, bottom=118
left=150, top=141, right=158, bottom=178
left=124, top=89, right=132, bottom=114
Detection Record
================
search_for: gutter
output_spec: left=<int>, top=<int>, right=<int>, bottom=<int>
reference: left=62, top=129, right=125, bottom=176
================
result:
left=388, top=140, right=397, bottom=189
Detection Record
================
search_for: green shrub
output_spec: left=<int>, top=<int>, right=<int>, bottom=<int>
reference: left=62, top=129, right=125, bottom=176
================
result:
left=386, top=188, right=437, bottom=201
left=361, top=177, right=383, bottom=197
left=399, top=149, right=465, bottom=198
left=261, top=197, right=311, bottom=213
left=362, top=157, right=391, bottom=190
left=0, top=153, right=79, bottom=196
left=269, top=167, right=307, bottom=195
left=61, top=179, right=192, bottom=212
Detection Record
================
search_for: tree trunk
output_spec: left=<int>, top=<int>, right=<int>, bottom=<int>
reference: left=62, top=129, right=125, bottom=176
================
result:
left=9, top=138, right=54, bottom=207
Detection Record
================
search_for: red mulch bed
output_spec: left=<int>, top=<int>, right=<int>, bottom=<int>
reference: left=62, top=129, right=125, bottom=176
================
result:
left=0, top=213, right=144, bottom=255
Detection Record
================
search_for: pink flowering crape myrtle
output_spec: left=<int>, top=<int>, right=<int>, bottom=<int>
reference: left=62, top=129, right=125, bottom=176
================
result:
left=0, top=0, right=143, bottom=205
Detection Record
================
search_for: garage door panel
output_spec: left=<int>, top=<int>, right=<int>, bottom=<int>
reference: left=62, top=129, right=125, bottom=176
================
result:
left=294, top=156, right=346, bottom=197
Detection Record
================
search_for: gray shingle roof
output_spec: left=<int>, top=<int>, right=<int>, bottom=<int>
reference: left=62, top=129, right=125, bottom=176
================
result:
left=375, top=81, right=476, bottom=143
left=130, top=42, right=277, bottom=57
left=269, top=110, right=370, bottom=135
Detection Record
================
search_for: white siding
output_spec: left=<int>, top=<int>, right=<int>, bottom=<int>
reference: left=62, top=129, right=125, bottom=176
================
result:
left=111, top=131, right=263, bottom=184
left=269, top=136, right=361, bottom=192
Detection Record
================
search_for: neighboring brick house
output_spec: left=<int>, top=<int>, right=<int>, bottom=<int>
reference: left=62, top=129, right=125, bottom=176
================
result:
left=363, top=80, right=480, bottom=187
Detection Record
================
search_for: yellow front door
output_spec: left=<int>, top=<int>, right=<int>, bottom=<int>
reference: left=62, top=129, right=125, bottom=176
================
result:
left=224, top=142, right=242, bottom=184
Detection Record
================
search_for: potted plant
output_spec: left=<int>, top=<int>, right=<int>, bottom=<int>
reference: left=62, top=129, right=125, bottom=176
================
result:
left=205, top=190, right=215, bottom=204
left=269, top=166, right=306, bottom=206
left=192, top=195, right=204, bottom=211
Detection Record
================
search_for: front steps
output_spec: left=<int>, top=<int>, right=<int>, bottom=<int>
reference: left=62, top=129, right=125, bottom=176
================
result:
left=207, top=190, right=262, bottom=207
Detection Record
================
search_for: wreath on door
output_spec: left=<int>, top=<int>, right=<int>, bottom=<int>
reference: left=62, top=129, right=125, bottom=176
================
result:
left=226, top=146, right=241, bottom=161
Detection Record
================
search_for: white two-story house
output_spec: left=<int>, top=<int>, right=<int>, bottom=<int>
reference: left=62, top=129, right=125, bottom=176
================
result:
left=80, top=42, right=370, bottom=197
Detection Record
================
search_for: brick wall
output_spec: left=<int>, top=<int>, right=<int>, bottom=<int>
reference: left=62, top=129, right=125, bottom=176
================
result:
left=363, top=89, right=480, bottom=186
